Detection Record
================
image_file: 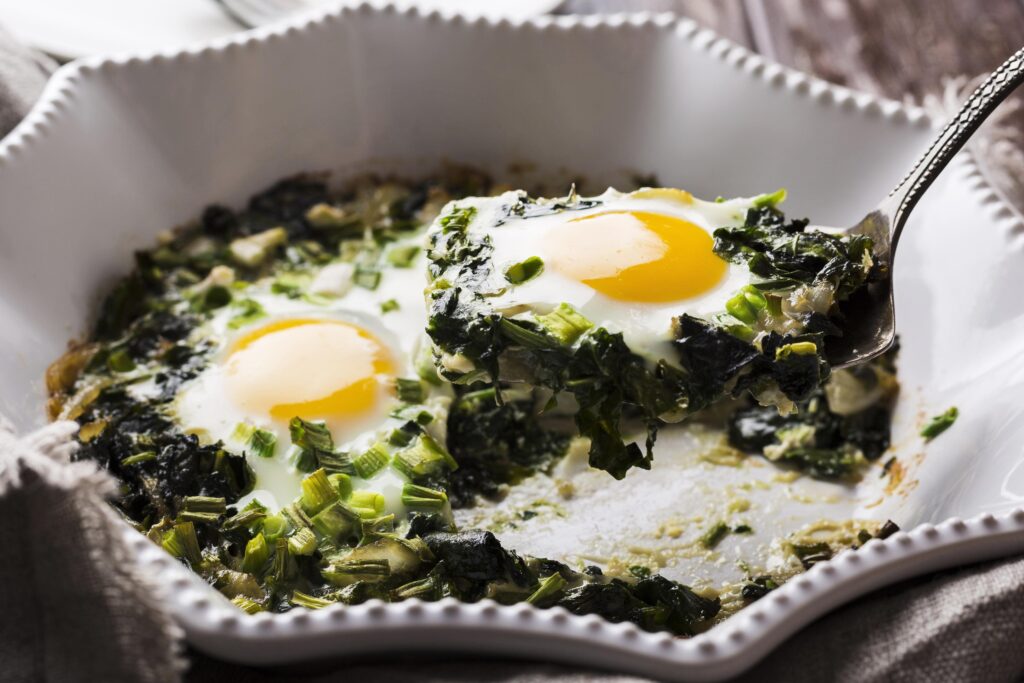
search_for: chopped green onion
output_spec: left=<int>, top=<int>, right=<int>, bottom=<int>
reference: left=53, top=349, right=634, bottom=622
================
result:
left=392, top=434, right=459, bottom=481
left=180, top=496, right=226, bottom=524
left=233, top=423, right=276, bottom=458
left=733, top=524, right=753, bottom=534
left=271, top=537, right=296, bottom=582
left=289, top=418, right=334, bottom=472
left=752, top=188, right=787, bottom=208
left=121, top=451, right=156, bottom=466
left=161, top=522, right=202, bottom=567
left=394, top=575, right=446, bottom=601
left=353, top=265, right=381, bottom=290
left=776, top=341, right=818, bottom=359
left=270, top=272, right=307, bottom=298
left=526, top=573, right=567, bottom=606
left=395, top=378, right=426, bottom=403
left=260, top=514, right=289, bottom=541
left=300, top=468, right=339, bottom=515
left=311, top=501, right=359, bottom=541
left=222, top=506, right=267, bottom=532
left=504, top=256, right=544, bottom=285
left=628, top=566, right=652, bottom=579
left=712, top=313, right=755, bottom=343
left=388, top=422, right=420, bottom=447
left=380, top=298, right=400, bottom=314
left=305, top=203, right=354, bottom=229
left=289, top=417, right=334, bottom=452
left=281, top=502, right=313, bottom=530
left=700, top=521, right=730, bottom=549
left=401, top=483, right=448, bottom=510
left=290, top=590, right=335, bottom=610
left=360, top=514, right=395, bottom=539
left=228, top=298, right=267, bottom=329
left=499, top=318, right=559, bottom=350
left=438, top=205, right=477, bottom=233
left=192, top=284, right=232, bottom=312
left=229, top=227, right=287, bottom=268
left=534, top=303, right=593, bottom=346
left=241, top=532, right=269, bottom=576
left=725, top=286, right=767, bottom=325
left=287, top=527, right=317, bottom=556
left=231, top=595, right=264, bottom=614
left=106, top=348, right=136, bottom=373
left=354, top=443, right=390, bottom=479
left=387, top=244, right=420, bottom=268
left=247, top=428, right=276, bottom=459
left=349, top=490, right=386, bottom=518
left=328, top=472, right=353, bottom=500
left=316, top=450, right=355, bottom=475
left=921, top=406, right=958, bottom=441
left=322, top=559, right=390, bottom=587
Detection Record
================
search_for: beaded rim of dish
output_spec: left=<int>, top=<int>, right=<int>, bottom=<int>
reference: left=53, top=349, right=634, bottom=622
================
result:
left=4, top=4, right=1019, bottom=681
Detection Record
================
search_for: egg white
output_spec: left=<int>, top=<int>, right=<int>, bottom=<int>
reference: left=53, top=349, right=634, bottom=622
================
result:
left=473, top=189, right=758, bottom=365
left=170, top=246, right=448, bottom=514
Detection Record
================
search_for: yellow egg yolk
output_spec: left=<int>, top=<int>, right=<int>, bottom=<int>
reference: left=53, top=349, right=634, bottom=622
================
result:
left=224, top=318, right=395, bottom=422
left=545, top=210, right=727, bottom=302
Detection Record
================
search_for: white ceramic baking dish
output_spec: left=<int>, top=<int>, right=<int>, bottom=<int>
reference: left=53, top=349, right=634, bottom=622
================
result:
left=3, top=4, right=1024, bottom=680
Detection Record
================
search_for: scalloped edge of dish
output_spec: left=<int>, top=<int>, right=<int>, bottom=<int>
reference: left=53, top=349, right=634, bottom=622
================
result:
left=3, top=4, right=1021, bottom=681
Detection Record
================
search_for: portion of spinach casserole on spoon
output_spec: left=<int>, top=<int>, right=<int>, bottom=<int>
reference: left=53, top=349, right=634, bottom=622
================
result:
left=46, top=169, right=898, bottom=634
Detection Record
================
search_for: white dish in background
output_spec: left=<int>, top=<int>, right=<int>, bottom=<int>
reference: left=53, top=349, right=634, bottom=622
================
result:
left=1, top=4, right=1023, bottom=681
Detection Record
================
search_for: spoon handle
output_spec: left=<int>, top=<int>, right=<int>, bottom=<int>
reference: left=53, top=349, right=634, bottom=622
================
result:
left=885, top=45, right=1024, bottom=246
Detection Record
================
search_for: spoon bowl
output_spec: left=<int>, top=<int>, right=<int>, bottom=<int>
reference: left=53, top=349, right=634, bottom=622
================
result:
left=824, top=45, right=1024, bottom=369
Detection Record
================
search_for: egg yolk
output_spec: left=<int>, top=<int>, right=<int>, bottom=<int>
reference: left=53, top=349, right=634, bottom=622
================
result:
left=545, top=210, right=727, bottom=303
left=224, top=318, right=395, bottom=422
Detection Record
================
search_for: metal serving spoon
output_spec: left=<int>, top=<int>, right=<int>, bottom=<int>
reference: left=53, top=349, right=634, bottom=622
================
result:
left=824, top=45, right=1024, bottom=369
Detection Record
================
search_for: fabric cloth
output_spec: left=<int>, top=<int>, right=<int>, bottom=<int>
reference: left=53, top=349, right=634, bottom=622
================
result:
left=2, top=23, right=1024, bottom=683
left=0, top=419, right=185, bottom=683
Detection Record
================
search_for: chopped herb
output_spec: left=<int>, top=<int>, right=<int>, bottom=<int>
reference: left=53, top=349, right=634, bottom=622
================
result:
left=231, top=595, right=264, bottom=614
left=290, top=590, right=335, bottom=610
left=921, top=406, right=958, bottom=441
left=228, top=299, right=267, bottom=329
left=287, top=527, right=317, bottom=556
left=353, top=265, right=381, bottom=290
left=353, top=443, right=390, bottom=479
left=180, top=495, right=226, bottom=524
left=241, top=533, right=269, bottom=576
left=401, top=483, right=448, bottom=510
left=121, top=451, right=156, bottom=466
left=300, top=468, right=339, bottom=515
left=349, top=490, right=386, bottom=518
left=380, top=299, right=400, bottom=314
left=106, top=348, right=136, bottom=373
left=395, top=378, right=426, bottom=403
left=387, top=244, right=420, bottom=267
left=504, top=256, right=544, bottom=284
left=161, top=521, right=202, bottom=567
left=700, top=522, right=730, bottom=549
left=741, top=575, right=779, bottom=601
left=526, top=572, right=567, bottom=606
left=392, top=434, right=459, bottom=482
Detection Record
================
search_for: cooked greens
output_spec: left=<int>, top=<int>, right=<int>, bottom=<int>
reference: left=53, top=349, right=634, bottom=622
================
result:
left=49, top=171, right=899, bottom=639
left=424, top=191, right=878, bottom=479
